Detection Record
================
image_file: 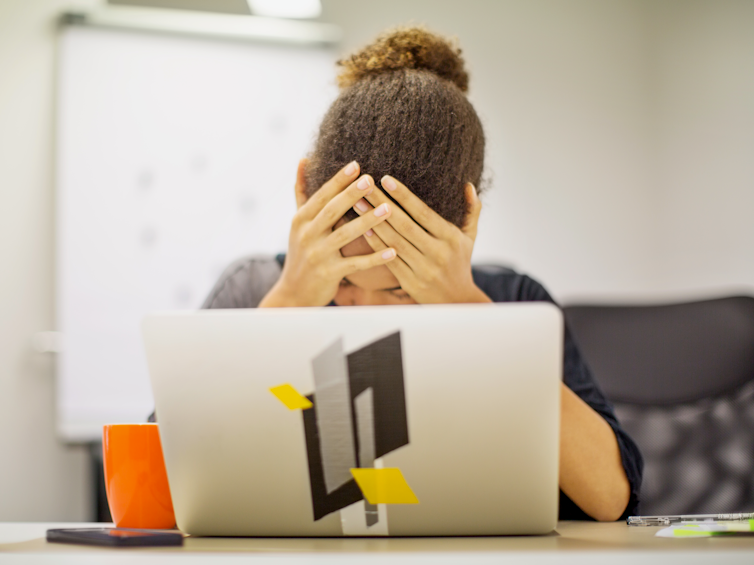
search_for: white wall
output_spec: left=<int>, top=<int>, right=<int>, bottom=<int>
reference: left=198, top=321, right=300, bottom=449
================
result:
left=0, top=0, right=102, bottom=521
left=0, top=0, right=751, bottom=520
left=649, top=0, right=754, bottom=297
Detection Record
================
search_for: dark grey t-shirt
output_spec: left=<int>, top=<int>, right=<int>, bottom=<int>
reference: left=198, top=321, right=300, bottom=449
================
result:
left=185, top=254, right=644, bottom=521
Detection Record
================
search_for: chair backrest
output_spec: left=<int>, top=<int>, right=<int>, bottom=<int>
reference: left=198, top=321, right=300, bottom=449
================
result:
left=563, top=296, right=754, bottom=515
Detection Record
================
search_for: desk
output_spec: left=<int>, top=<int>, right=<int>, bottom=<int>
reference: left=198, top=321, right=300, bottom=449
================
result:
left=1, top=521, right=753, bottom=564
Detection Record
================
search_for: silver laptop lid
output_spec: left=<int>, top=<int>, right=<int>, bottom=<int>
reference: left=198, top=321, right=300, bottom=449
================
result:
left=143, top=303, right=562, bottom=536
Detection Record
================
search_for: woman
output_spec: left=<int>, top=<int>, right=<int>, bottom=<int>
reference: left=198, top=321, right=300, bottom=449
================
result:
left=200, top=27, right=642, bottom=522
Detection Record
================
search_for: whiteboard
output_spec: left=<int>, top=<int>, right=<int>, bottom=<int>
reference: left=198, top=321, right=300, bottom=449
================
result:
left=56, top=25, right=337, bottom=440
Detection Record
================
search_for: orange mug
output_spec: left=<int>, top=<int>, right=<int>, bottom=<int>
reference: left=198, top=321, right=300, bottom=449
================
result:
left=102, top=423, right=176, bottom=529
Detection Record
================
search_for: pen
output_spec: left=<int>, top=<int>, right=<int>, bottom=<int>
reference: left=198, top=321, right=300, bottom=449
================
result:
left=627, top=513, right=754, bottom=526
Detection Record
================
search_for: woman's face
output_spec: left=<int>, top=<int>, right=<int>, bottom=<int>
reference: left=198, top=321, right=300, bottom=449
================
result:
left=334, top=225, right=417, bottom=306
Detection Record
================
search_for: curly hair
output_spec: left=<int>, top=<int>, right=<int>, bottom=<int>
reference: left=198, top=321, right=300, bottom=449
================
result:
left=305, top=26, right=485, bottom=228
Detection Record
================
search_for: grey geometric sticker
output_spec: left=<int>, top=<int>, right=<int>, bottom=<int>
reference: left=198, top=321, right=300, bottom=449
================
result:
left=311, top=338, right=357, bottom=494
left=355, top=387, right=378, bottom=527
left=302, top=332, right=409, bottom=522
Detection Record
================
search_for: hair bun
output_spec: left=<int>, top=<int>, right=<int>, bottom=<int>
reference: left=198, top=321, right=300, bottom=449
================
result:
left=337, top=26, right=469, bottom=93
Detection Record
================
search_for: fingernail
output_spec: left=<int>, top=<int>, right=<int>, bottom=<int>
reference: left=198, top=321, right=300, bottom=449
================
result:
left=357, top=176, right=371, bottom=190
left=344, top=161, right=358, bottom=176
left=381, top=176, right=397, bottom=191
left=365, top=229, right=374, bottom=237
left=354, top=200, right=369, bottom=213
left=373, top=203, right=389, bottom=217
left=382, top=249, right=396, bottom=260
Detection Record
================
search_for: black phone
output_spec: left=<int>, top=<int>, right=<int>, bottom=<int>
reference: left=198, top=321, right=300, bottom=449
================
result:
left=46, top=528, right=183, bottom=547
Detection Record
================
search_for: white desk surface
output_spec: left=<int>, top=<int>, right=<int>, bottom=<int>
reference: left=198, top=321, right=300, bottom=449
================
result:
left=1, top=521, right=753, bottom=564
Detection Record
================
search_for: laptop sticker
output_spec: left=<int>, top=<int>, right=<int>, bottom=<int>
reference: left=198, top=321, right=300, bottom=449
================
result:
left=268, top=384, right=313, bottom=410
left=350, top=468, right=419, bottom=504
left=270, top=331, right=417, bottom=530
left=311, top=338, right=358, bottom=493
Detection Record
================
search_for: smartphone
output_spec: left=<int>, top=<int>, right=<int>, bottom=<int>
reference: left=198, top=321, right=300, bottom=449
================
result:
left=46, top=528, right=183, bottom=547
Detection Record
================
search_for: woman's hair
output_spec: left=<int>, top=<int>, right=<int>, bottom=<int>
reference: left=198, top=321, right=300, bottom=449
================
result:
left=305, top=26, right=485, bottom=228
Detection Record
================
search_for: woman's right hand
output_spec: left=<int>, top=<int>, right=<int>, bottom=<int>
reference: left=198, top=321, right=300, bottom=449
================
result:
left=259, top=159, right=397, bottom=307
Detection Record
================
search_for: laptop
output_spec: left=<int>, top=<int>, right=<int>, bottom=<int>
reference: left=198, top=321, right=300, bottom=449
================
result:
left=142, top=303, right=563, bottom=536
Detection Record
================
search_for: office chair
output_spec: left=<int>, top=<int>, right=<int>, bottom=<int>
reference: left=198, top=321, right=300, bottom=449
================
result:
left=564, top=296, right=754, bottom=515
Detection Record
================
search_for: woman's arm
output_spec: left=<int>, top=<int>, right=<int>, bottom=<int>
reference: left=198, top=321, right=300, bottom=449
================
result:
left=559, top=383, right=631, bottom=521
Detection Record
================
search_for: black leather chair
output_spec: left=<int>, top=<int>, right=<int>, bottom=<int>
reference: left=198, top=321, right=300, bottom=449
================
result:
left=563, top=296, right=754, bottom=515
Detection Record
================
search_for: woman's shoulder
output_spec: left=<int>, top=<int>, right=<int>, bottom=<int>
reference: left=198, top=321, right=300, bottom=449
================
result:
left=471, top=264, right=555, bottom=304
left=202, top=254, right=283, bottom=309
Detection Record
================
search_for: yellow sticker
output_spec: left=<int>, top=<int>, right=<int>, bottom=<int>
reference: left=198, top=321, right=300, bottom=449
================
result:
left=269, top=384, right=313, bottom=410
left=350, top=468, right=419, bottom=504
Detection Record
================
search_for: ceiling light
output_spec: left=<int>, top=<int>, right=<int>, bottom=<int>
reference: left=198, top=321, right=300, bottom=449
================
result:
left=246, top=0, right=322, bottom=19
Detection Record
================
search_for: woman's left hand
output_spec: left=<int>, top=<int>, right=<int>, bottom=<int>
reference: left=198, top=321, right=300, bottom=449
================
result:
left=351, top=175, right=492, bottom=304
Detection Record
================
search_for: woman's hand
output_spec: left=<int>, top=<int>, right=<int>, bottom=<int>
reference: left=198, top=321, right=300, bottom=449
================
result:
left=351, top=175, right=491, bottom=304
left=259, top=160, right=397, bottom=308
